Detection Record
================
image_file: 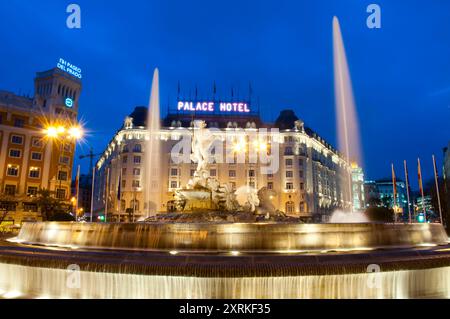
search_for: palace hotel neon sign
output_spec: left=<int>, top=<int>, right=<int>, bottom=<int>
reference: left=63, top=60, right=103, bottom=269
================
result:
left=177, top=101, right=251, bottom=113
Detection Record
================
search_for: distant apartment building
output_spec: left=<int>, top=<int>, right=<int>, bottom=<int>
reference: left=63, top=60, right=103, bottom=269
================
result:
left=364, top=179, right=410, bottom=220
left=0, top=67, right=81, bottom=225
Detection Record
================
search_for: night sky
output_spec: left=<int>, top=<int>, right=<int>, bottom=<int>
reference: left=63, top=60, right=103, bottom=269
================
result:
left=0, top=0, right=449, bottom=189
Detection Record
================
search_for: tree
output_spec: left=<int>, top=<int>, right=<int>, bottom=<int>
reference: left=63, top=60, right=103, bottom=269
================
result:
left=34, top=189, right=67, bottom=221
left=0, top=209, right=9, bottom=224
left=366, top=195, right=381, bottom=207
left=427, top=177, right=449, bottom=227
left=365, top=206, right=394, bottom=223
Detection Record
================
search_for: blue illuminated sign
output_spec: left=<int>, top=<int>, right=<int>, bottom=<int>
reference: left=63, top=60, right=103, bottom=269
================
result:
left=65, top=98, right=74, bottom=108
left=57, top=58, right=82, bottom=79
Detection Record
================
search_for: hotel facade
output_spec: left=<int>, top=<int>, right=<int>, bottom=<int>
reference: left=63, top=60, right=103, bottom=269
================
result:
left=0, top=67, right=81, bottom=225
left=95, top=102, right=362, bottom=222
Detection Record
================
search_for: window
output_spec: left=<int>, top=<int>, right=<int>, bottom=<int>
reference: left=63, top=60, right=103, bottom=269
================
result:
left=170, top=168, right=178, bottom=176
left=9, top=149, right=21, bottom=158
left=6, top=165, right=19, bottom=176
left=59, top=156, right=70, bottom=165
left=286, top=171, right=293, bottom=178
left=4, top=185, right=16, bottom=196
left=229, top=170, right=236, bottom=177
left=133, top=144, right=141, bottom=153
left=14, top=118, right=25, bottom=128
left=210, top=169, right=217, bottom=177
left=249, top=169, right=255, bottom=177
left=0, top=201, right=16, bottom=211
left=29, top=167, right=40, bottom=178
left=58, top=171, right=68, bottom=181
left=120, top=200, right=126, bottom=211
left=170, top=181, right=178, bottom=189
left=285, top=158, right=293, bottom=166
left=190, top=169, right=196, bottom=177
left=63, top=143, right=71, bottom=152
left=286, top=182, right=293, bottom=190
left=122, top=145, right=129, bottom=153
left=133, top=168, right=140, bottom=176
left=121, top=168, right=127, bottom=175
left=230, top=182, right=236, bottom=189
left=299, top=159, right=304, bottom=167
left=23, top=202, right=38, bottom=212
left=122, top=180, right=126, bottom=188
left=285, top=201, right=295, bottom=214
left=31, top=152, right=42, bottom=161
left=11, top=135, right=23, bottom=145
left=133, top=156, right=141, bottom=164
left=27, top=186, right=38, bottom=196
left=56, top=188, right=66, bottom=200
left=132, top=180, right=140, bottom=188
left=32, top=138, right=43, bottom=148
left=299, top=170, right=304, bottom=178
left=300, top=182, right=304, bottom=191
left=122, top=155, right=128, bottom=164
left=284, top=147, right=293, bottom=155
left=130, top=200, right=139, bottom=211
left=249, top=181, right=255, bottom=188
left=267, top=182, right=273, bottom=190
left=300, top=202, right=305, bottom=213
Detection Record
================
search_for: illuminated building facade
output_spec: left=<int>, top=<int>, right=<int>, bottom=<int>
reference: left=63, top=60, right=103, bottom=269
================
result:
left=95, top=104, right=355, bottom=222
left=351, top=163, right=365, bottom=210
left=0, top=67, right=81, bottom=225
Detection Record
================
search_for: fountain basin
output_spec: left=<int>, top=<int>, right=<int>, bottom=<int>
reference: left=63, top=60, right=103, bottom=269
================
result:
left=13, top=222, right=448, bottom=252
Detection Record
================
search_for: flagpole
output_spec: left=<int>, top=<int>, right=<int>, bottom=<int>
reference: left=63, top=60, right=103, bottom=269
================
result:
left=391, top=163, right=397, bottom=223
left=418, top=158, right=426, bottom=222
left=432, top=155, right=443, bottom=225
left=105, top=167, right=110, bottom=223
left=90, top=166, right=95, bottom=223
left=404, top=160, right=412, bottom=223
left=75, top=165, right=80, bottom=219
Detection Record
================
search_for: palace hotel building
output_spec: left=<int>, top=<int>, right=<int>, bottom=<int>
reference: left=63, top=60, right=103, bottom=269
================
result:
left=0, top=66, right=81, bottom=225
left=95, top=101, right=364, bottom=223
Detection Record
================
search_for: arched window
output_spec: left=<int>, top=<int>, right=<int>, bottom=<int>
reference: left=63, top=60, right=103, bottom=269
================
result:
left=133, top=144, right=141, bottom=153
left=285, top=201, right=295, bottom=214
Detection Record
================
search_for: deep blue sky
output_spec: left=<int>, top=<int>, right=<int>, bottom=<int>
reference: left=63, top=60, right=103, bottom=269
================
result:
left=0, top=0, right=449, bottom=189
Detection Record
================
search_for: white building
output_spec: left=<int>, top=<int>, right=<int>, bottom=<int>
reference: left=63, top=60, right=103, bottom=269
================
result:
left=94, top=105, right=356, bottom=222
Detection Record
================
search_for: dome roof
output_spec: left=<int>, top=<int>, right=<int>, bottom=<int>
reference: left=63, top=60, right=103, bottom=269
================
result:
left=274, top=109, right=299, bottom=130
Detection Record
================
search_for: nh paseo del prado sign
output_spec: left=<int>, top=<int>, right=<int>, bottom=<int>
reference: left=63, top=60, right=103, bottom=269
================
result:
left=177, top=101, right=251, bottom=113
left=57, top=58, right=82, bottom=79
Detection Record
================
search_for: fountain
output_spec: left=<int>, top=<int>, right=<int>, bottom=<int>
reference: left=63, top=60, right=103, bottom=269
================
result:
left=332, top=16, right=364, bottom=218
left=144, top=68, right=162, bottom=217
left=0, top=19, right=450, bottom=299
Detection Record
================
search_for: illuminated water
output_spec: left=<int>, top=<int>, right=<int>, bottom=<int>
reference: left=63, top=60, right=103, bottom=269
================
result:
left=144, top=68, right=162, bottom=217
left=12, top=222, right=448, bottom=251
left=1, top=262, right=449, bottom=299
left=329, top=210, right=369, bottom=223
left=333, top=17, right=362, bottom=211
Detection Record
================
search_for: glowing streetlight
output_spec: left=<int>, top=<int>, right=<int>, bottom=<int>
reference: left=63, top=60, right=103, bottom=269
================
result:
left=68, top=126, right=83, bottom=140
left=45, top=126, right=58, bottom=138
